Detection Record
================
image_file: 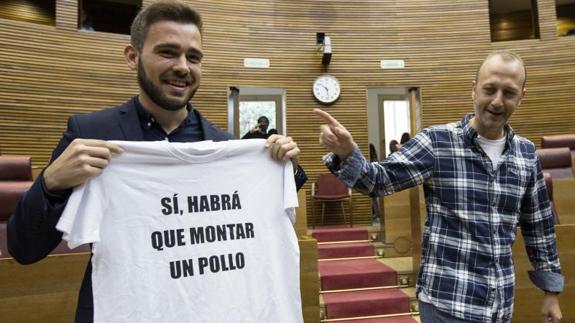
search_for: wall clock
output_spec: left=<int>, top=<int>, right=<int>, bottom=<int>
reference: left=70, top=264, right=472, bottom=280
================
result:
left=312, top=75, right=340, bottom=104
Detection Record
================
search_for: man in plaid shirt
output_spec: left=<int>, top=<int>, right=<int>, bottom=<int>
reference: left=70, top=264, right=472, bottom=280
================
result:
left=314, top=51, right=563, bottom=323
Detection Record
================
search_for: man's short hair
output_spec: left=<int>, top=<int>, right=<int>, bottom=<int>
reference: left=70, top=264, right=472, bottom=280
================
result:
left=475, top=50, right=527, bottom=88
left=257, top=116, right=269, bottom=124
left=130, top=0, right=203, bottom=51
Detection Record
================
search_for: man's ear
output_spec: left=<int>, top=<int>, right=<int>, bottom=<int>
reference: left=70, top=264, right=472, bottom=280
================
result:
left=471, top=80, right=476, bottom=100
left=518, top=87, right=526, bottom=106
left=124, top=44, right=138, bottom=70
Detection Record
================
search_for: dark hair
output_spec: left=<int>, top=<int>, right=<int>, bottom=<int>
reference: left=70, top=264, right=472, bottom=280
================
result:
left=130, top=0, right=203, bottom=51
left=257, top=116, right=269, bottom=124
left=475, top=50, right=527, bottom=88
left=400, top=132, right=411, bottom=145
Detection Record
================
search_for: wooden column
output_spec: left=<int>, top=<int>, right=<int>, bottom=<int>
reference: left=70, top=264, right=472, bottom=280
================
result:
left=55, top=0, right=77, bottom=31
left=536, top=0, right=559, bottom=40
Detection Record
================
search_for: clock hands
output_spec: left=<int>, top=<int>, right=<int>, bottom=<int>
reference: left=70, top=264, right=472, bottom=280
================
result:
left=320, top=84, right=329, bottom=97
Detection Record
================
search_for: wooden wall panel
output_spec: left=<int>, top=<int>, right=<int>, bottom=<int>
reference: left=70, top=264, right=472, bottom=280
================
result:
left=0, top=0, right=574, bottom=225
left=56, top=0, right=77, bottom=30
left=537, top=0, right=558, bottom=39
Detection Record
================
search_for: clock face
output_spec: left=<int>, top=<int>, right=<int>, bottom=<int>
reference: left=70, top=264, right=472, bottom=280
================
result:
left=313, top=75, right=340, bottom=104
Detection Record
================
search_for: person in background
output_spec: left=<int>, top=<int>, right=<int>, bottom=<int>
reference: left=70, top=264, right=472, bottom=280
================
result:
left=399, top=132, right=411, bottom=145
left=242, top=115, right=274, bottom=139
left=388, top=139, right=401, bottom=155
left=79, top=8, right=94, bottom=32
left=368, top=143, right=380, bottom=224
left=314, top=51, right=562, bottom=323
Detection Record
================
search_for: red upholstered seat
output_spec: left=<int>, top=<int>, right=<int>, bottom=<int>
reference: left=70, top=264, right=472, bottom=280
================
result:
left=536, top=147, right=574, bottom=179
left=542, top=134, right=575, bottom=150
left=541, top=134, right=575, bottom=160
left=0, top=181, right=33, bottom=222
left=0, top=156, right=90, bottom=257
left=0, top=156, right=34, bottom=257
left=312, top=174, right=353, bottom=227
left=0, top=156, right=33, bottom=181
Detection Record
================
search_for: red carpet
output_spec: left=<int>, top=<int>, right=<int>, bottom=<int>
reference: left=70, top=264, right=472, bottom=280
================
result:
left=315, top=226, right=416, bottom=321
left=342, top=316, right=418, bottom=323
left=318, top=242, right=375, bottom=259
left=312, top=227, right=369, bottom=242
left=323, top=289, right=409, bottom=318
left=323, top=288, right=411, bottom=318
left=319, top=258, right=397, bottom=290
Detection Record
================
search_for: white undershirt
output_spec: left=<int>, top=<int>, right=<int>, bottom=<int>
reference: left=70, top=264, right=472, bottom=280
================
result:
left=476, top=135, right=506, bottom=170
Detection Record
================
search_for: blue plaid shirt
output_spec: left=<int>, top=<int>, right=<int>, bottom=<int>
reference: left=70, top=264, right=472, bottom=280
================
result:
left=324, top=114, right=563, bottom=322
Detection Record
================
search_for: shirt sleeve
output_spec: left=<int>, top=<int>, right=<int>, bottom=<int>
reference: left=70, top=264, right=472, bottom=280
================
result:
left=283, top=160, right=298, bottom=224
left=323, top=129, right=436, bottom=197
left=519, top=158, right=564, bottom=293
left=56, top=177, right=107, bottom=249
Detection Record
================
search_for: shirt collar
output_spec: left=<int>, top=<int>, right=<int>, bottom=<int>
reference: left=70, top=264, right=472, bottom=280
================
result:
left=134, top=97, right=194, bottom=130
left=460, top=113, right=516, bottom=151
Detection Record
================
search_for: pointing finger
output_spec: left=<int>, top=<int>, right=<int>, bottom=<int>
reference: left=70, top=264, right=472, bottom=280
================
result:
left=313, top=108, right=341, bottom=127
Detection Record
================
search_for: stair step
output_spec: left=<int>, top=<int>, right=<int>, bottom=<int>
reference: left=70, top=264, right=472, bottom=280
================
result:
left=319, top=242, right=375, bottom=259
left=312, top=227, right=369, bottom=242
left=326, top=315, right=419, bottom=323
left=319, top=259, right=397, bottom=291
left=323, top=288, right=411, bottom=319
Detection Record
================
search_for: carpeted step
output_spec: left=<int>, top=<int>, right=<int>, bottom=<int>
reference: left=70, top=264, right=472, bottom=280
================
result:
left=323, top=288, right=411, bottom=319
left=319, top=259, right=397, bottom=290
left=311, top=227, right=369, bottom=242
left=340, top=315, right=418, bottom=323
left=318, top=242, right=375, bottom=259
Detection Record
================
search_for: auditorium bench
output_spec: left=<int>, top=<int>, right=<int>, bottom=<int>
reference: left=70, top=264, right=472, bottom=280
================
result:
left=0, top=156, right=34, bottom=257
left=543, top=173, right=560, bottom=224
left=536, top=147, right=574, bottom=179
left=553, top=178, right=575, bottom=225
left=0, top=155, right=91, bottom=323
left=542, top=134, right=575, bottom=157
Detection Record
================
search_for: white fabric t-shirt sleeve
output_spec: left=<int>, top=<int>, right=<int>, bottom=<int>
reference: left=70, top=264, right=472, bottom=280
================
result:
left=283, top=160, right=299, bottom=224
left=56, top=178, right=107, bottom=249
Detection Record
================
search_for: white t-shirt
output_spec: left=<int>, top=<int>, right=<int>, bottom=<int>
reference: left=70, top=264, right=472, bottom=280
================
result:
left=476, top=135, right=506, bottom=170
left=57, top=139, right=302, bottom=323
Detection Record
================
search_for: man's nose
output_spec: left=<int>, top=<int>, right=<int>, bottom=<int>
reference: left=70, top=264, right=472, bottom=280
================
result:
left=492, top=91, right=504, bottom=107
left=173, top=55, right=190, bottom=75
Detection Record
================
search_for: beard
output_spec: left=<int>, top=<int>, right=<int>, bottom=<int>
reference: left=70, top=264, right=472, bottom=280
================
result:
left=137, top=60, right=198, bottom=111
